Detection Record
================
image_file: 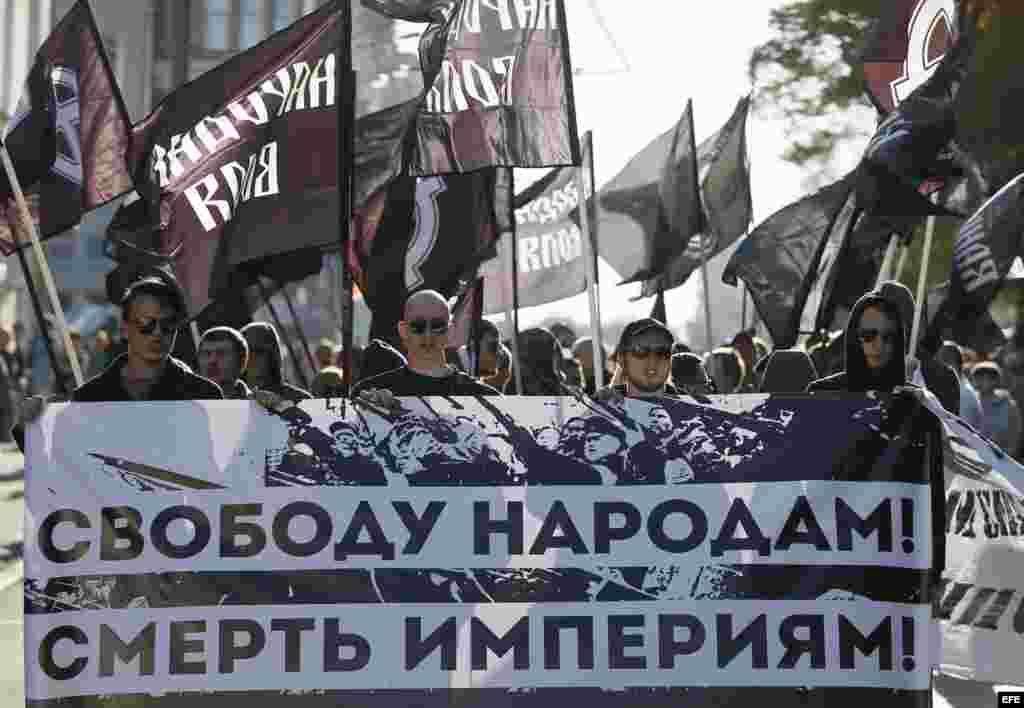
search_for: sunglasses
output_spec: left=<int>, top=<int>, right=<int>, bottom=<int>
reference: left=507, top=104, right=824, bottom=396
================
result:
left=624, top=345, right=672, bottom=360
left=857, top=328, right=898, bottom=344
left=407, top=318, right=450, bottom=336
left=132, top=316, right=180, bottom=337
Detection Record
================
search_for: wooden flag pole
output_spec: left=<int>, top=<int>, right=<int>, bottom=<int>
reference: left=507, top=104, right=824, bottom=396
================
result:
left=910, top=216, right=936, bottom=360
left=578, top=131, right=604, bottom=390
left=0, top=143, right=83, bottom=387
left=875, top=234, right=899, bottom=288
left=894, top=241, right=909, bottom=281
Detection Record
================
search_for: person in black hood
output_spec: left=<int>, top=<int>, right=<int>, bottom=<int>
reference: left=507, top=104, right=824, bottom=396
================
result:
left=510, top=327, right=567, bottom=395
left=240, top=321, right=311, bottom=401
left=876, top=280, right=960, bottom=413
left=807, top=291, right=907, bottom=393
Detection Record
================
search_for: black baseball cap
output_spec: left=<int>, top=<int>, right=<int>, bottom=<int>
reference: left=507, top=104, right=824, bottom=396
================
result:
left=615, top=318, right=674, bottom=356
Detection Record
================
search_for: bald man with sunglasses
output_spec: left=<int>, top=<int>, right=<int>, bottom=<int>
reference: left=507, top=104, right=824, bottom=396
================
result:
left=353, top=290, right=500, bottom=404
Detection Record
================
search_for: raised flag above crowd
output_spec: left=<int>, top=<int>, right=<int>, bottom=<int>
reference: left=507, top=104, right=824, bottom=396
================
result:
left=0, top=0, right=133, bottom=256
left=362, top=0, right=581, bottom=174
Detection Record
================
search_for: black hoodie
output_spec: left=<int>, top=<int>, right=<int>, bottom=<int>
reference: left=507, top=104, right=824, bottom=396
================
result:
left=807, top=292, right=906, bottom=393
left=240, top=322, right=311, bottom=401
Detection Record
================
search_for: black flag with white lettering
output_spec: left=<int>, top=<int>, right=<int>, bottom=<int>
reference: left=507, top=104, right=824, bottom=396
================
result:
left=362, top=0, right=580, bottom=174
left=920, top=172, right=1024, bottom=357
left=479, top=164, right=588, bottom=315
left=126, top=0, right=350, bottom=317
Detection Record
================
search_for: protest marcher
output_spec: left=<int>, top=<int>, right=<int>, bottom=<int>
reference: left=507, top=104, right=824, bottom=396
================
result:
left=197, top=326, right=251, bottom=399
left=705, top=346, right=745, bottom=394
left=877, top=280, right=960, bottom=413
left=938, top=340, right=984, bottom=429
left=758, top=349, right=819, bottom=394
left=597, top=318, right=680, bottom=400
left=549, top=321, right=577, bottom=350
left=353, top=290, right=500, bottom=400
left=807, top=291, right=907, bottom=393
left=315, top=337, right=337, bottom=370
left=357, top=338, right=407, bottom=384
left=241, top=322, right=311, bottom=401
left=572, top=336, right=612, bottom=396
left=672, top=352, right=716, bottom=397
left=511, top=327, right=567, bottom=395
left=561, top=355, right=585, bottom=390
left=970, top=361, right=1022, bottom=455
left=730, top=331, right=758, bottom=391
left=482, top=342, right=512, bottom=392
left=310, top=366, right=346, bottom=398
left=12, top=275, right=223, bottom=449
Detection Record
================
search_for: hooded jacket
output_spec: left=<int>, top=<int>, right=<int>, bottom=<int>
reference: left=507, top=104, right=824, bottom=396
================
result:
left=759, top=349, right=818, bottom=394
left=240, top=322, right=311, bottom=401
left=807, top=292, right=907, bottom=393
left=876, top=280, right=960, bottom=413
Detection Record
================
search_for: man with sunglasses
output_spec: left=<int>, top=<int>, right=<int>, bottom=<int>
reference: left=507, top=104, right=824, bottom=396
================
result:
left=602, top=318, right=681, bottom=399
left=12, top=275, right=223, bottom=449
left=353, top=290, right=500, bottom=401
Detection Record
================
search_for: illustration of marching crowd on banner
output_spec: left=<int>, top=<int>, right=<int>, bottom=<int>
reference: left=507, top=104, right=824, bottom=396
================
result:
left=1, top=0, right=1024, bottom=706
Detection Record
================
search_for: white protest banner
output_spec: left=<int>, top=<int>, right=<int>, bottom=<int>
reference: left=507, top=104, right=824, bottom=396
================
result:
left=25, top=393, right=939, bottom=706
left=916, top=391, right=1024, bottom=684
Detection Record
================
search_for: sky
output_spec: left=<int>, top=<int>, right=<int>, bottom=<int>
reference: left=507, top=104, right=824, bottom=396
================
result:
left=489, top=1, right=870, bottom=347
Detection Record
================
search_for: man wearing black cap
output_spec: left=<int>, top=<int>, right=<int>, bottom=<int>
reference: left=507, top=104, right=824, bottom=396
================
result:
left=605, top=317, right=680, bottom=399
left=13, top=275, right=222, bottom=447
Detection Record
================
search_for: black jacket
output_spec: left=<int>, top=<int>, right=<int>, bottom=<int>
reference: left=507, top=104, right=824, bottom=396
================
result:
left=72, top=355, right=223, bottom=402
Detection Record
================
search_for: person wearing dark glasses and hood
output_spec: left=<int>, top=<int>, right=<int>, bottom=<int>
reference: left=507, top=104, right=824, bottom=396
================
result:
left=12, top=274, right=223, bottom=450
left=241, top=321, right=312, bottom=402
left=509, top=327, right=567, bottom=395
left=353, top=290, right=500, bottom=399
left=806, top=291, right=908, bottom=394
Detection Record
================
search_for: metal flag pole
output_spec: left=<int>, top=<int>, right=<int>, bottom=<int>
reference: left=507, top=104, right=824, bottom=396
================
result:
left=701, top=245, right=713, bottom=351
left=875, top=234, right=899, bottom=288
left=0, top=143, right=83, bottom=387
left=503, top=232, right=524, bottom=395
left=336, top=3, right=355, bottom=392
left=13, top=246, right=67, bottom=395
left=578, top=131, right=604, bottom=390
left=910, top=216, right=936, bottom=360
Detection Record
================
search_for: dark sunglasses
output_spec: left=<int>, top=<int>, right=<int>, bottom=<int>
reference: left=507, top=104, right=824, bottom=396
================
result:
left=857, top=328, right=897, bottom=344
left=407, top=318, right=450, bottom=336
left=625, top=345, right=672, bottom=360
left=132, top=316, right=180, bottom=336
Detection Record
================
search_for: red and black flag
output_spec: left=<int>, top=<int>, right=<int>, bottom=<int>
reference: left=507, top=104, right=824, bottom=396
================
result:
left=0, top=0, right=132, bottom=255
left=598, top=100, right=702, bottom=284
left=117, top=0, right=351, bottom=318
left=639, top=95, right=752, bottom=297
left=362, top=0, right=581, bottom=173
left=860, top=0, right=957, bottom=115
left=920, top=172, right=1024, bottom=356
left=723, top=175, right=856, bottom=348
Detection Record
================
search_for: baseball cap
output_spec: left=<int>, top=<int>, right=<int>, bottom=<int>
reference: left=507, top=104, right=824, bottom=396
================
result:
left=615, top=318, right=674, bottom=356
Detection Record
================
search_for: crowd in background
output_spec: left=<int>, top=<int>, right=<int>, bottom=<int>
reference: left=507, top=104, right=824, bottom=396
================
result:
left=4, top=271, right=1022, bottom=465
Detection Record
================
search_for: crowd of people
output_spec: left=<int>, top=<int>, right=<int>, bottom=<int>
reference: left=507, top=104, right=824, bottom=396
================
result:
left=6, top=268, right=1022, bottom=464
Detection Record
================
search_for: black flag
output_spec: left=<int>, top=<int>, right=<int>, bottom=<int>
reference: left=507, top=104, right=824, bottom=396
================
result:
left=640, top=95, right=752, bottom=297
left=723, top=176, right=855, bottom=348
left=124, top=0, right=351, bottom=317
left=598, top=100, right=702, bottom=283
left=0, top=0, right=133, bottom=255
left=362, top=0, right=580, bottom=173
left=920, top=172, right=1024, bottom=356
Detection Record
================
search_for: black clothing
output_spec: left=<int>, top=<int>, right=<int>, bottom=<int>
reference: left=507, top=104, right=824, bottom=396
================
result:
left=807, top=292, right=907, bottom=394
left=352, top=366, right=500, bottom=397
left=240, top=321, right=312, bottom=401
left=72, top=355, right=223, bottom=402
left=226, top=379, right=252, bottom=400
left=609, top=383, right=682, bottom=398
left=917, top=357, right=961, bottom=415
left=758, top=349, right=818, bottom=393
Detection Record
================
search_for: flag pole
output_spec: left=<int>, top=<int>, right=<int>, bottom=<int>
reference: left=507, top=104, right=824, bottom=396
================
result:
left=0, top=143, right=83, bottom=387
left=503, top=231, right=524, bottom=395
left=894, top=241, right=909, bottom=280
left=910, top=216, right=936, bottom=360
left=578, top=131, right=604, bottom=390
left=875, top=234, right=899, bottom=288
left=741, top=284, right=748, bottom=332
left=701, top=245, right=713, bottom=351
left=278, top=281, right=318, bottom=374
left=336, top=9, right=355, bottom=393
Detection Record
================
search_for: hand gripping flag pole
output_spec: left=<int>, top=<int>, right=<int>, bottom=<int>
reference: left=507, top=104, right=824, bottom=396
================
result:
left=0, top=141, right=83, bottom=387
